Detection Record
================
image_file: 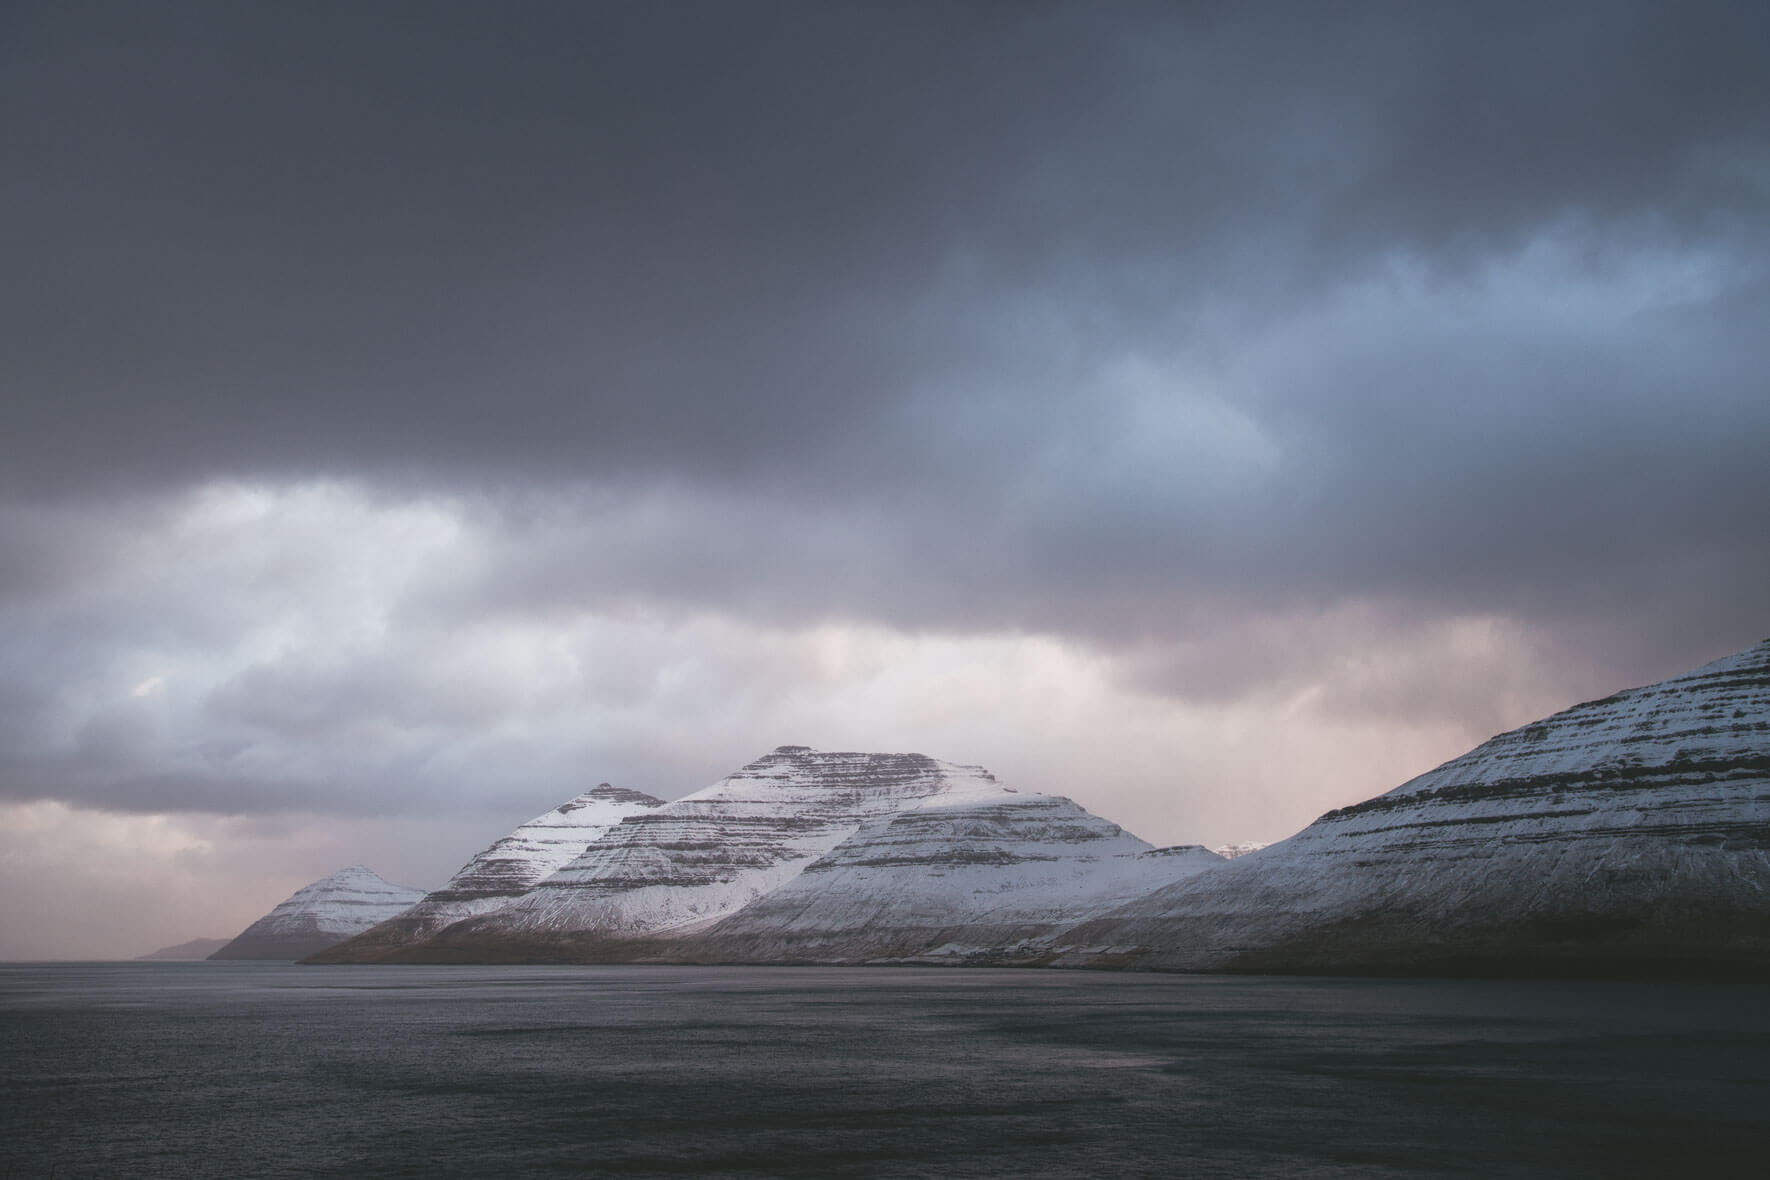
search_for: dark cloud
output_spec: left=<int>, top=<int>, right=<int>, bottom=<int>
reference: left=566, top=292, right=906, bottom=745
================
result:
left=5, top=1, right=1764, bottom=483
left=1, top=1, right=1767, bottom=833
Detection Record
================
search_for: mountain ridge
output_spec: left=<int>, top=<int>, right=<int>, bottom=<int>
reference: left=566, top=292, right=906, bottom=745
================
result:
left=308, top=783, right=663, bottom=962
left=354, top=747, right=1018, bottom=962
left=291, top=638, right=1770, bottom=976
left=1047, top=637, right=1770, bottom=976
left=659, top=791, right=1225, bottom=965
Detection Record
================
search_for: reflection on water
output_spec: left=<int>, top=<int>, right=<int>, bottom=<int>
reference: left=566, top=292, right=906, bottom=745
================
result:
left=3, top=963, right=1768, bottom=1177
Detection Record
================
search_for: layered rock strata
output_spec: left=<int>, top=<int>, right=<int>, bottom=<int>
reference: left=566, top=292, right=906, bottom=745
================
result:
left=309, top=783, right=662, bottom=962
left=390, top=747, right=1018, bottom=961
left=1054, top=638, right=1770, bottom=976
left=209, top=865, right=426, bottom=960
left=670, top=793, right=1224, bottom=964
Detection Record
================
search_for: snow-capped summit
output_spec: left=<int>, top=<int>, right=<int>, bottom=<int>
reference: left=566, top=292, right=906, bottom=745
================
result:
left=308, top=782, right=664, bottom=962
left=430, top=782, right=666, bottom=900
left=1055, top=637, right=1770, bottom=975
left=413, top=747, right=1019, bottom=957
left=210, top=865, right=427, bottom=960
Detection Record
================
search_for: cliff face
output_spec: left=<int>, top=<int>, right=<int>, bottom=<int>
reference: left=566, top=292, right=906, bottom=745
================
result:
left=209, top=865, right=426, bottom=960
left=669, top=793, right=1224, bottom=965
left=307, top=784, right=663, bottom=962
left=1054, top=639, right=1770, bottom=976
left=408, top=747, right=1013, bottom=959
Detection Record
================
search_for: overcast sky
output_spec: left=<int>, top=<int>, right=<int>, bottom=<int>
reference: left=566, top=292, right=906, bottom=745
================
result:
left=3, top=0, right=1766, bottom=958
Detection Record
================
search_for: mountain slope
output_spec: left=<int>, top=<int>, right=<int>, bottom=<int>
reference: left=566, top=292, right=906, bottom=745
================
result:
left=668, top=792, right=1224, bottom=964
left=307, top=783, right=663, bottom=962
left=400, top=747, right=1017, bottom=961
left=1054, top=638, right=1770, bottom=976
left=209, top=865, right=427, bottom=960
left=136, top=937, right=230, bottom=961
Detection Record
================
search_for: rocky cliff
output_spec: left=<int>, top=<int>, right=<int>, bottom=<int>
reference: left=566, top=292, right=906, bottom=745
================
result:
left=1053, top=638, right=1770, bottom=976
left=307, top=783, right=662, bottom=962
left=209, top=865, right=427, bottom=960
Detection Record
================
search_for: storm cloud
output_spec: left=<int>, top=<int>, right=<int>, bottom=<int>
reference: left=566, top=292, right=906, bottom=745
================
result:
left=1, top=1, right=1766, bottom=955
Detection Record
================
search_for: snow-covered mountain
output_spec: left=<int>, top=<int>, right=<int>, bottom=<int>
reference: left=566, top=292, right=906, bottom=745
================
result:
left=669, top=792, right=1224, bottom=965
left=308, top=783, right=662, bottom=962
left=1053, top=638, right=1770, bottom=976
left=209, top=865, right=427, bottom=960
left=408, top=747, right=1014, bottom=960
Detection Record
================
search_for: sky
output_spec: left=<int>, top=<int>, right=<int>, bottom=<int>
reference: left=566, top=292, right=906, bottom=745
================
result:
left=3, top=0, right=1767, bottom=959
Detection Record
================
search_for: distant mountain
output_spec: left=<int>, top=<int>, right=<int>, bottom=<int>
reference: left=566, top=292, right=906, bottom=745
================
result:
left=289, top=639, right=1769, bottom=976
left=309, top=784, right=663, bottom=962
left=669, top=792, right=1223, bottom=965
left=136, top=937, right=230, bottom=961
left=380, top=747, right=1016, bottom=962
left=210, top=865, right=427, bottom=960
left=1054, top=638, right=1770, bottom=977
left=358, top=749, right=1225, bottom=966
left=1211, top=842, right=1268, bottom=860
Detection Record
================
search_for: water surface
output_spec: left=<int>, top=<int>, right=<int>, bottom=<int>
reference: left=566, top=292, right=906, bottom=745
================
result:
left=3, top=963, right=1766, bottom=1177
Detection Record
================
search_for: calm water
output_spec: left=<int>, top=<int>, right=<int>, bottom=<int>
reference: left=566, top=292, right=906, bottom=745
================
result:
left=2, top=964, right=1767, bottom=1178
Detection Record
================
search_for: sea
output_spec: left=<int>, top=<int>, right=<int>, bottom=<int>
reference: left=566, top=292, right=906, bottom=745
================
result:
left=2, top=963, right=1766, bottom=1179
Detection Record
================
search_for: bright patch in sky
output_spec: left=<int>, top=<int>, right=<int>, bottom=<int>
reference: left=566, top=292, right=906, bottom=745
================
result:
left=2, top=2, right=1764, bottom=958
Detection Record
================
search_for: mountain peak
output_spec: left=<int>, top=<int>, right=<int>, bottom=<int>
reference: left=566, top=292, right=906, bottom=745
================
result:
left=567, top=783, right=666, bottom=811
left=210, top=865, right=426, bottom=960
left=309, top=782, right=667, bottom=961
left=408, top=747, right=1020, bottom=954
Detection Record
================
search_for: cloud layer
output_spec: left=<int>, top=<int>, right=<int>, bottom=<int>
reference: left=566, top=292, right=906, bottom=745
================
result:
left=2, top=2, right=1766, bottom=955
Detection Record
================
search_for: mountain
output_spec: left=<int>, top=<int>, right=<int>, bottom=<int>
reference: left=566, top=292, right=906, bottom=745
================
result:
left=307, top=784, right=663, bottom=962
left=382, top=747, right=1024, bottom=962
left=209, top=865, right=427, bottom=960
left=135, top=937, right=230, bottom=961
left=666, top=792, right=1224, bottom=965
left=1053, top=638, right=1770, bottom=977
